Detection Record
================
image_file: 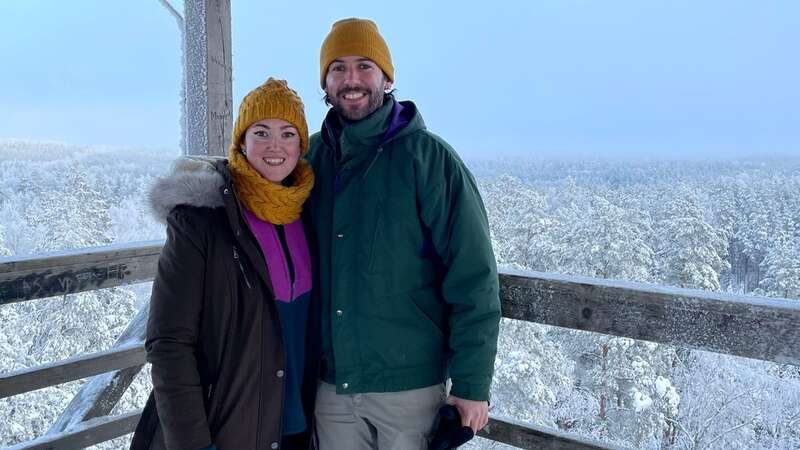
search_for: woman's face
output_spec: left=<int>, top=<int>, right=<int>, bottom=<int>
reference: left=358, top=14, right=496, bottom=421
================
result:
left=241, top=118, right=302, bottom=184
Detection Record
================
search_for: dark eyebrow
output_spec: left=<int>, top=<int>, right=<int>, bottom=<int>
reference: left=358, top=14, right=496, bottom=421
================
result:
left=332, top=58, right=375, bottom=64
left=251, top=123, right=295, bottom=129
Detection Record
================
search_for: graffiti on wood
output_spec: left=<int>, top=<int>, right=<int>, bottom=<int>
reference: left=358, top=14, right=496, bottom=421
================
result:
left=1, top=263, right=131, bottom=303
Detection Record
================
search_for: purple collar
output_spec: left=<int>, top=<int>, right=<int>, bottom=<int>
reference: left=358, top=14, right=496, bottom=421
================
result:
left=242, top=210, right=311, bottom=302
left=380, top=99, right=408, bottom=144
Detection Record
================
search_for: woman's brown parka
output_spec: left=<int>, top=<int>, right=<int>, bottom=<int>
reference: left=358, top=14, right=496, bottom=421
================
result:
left=130, top=158, right=320, bottom=450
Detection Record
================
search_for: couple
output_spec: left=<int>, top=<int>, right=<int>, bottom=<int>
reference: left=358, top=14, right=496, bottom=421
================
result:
left=132, top=18, right=501, bottom=450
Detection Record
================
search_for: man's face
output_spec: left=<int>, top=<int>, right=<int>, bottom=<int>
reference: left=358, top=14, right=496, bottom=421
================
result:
left=324, top=55, right=393, bottom=121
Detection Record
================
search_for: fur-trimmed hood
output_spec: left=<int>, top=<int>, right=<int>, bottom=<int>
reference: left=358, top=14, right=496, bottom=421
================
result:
left=148, top=156, right=227, bottom=224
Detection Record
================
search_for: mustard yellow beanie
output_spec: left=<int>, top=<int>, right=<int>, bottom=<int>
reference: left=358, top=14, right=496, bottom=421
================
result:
left=319, top=18, right=394, bottom=88
left=229, top=77, right=309, bottom=155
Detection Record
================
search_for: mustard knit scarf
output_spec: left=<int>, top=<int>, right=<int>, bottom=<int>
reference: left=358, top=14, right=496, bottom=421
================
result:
left=227, top=149, right=314, bottom=225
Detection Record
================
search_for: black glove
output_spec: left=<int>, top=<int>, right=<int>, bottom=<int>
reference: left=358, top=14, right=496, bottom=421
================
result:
left=428, top=404, right=475, bottom=450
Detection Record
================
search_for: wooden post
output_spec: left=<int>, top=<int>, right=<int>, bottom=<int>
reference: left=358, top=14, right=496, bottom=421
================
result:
left=45, top=306, right=149, bottom=435
left=183, top=0, right=232, bottom=156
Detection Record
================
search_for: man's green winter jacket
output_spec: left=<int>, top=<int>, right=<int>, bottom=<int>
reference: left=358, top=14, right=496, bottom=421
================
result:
left=305, top=98, right=500, bottom=401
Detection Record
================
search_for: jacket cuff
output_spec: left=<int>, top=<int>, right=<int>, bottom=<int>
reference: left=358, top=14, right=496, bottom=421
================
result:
left=162, top=426, right=212, bottom=450
left=450, top=380, right=491, bottom=402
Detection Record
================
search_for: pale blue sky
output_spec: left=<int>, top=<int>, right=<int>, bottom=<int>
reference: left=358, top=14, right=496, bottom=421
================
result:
left=1, top=1, right=798, bottom=159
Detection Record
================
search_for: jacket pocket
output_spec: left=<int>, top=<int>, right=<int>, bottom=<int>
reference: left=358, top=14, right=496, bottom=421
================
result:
left=367, top=208, right=385, bottom=274
left=408, top=287, right=446, bottom=339
left=203, top=382, right=215, bottom=414
left=232, top=245, right=252, bottom=289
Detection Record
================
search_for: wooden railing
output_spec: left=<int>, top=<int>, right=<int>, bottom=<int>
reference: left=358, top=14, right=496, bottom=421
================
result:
left=2, top=242, right=799, bottom=450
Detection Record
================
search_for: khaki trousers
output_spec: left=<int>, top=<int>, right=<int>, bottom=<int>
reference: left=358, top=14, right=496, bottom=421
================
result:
left=314, top=381, right=446, bottom=450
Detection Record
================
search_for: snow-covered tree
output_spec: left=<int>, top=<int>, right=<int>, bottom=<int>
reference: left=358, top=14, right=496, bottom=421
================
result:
left=564, top=336, right=680, bottom=448
left=558, top=194, right=655, bottom=282
left=757, top=238, right=800, bottom=299
left=27, top=164, right=113, bottom=253
left=491, top=319, right=574, bottom=425
left=0, top=224, right=10, bottom=257
left=656, top=193, right=730, bottom=291
left=481, top=174, right=558, bottom=271
left=670, top=352, right=800, bottom=450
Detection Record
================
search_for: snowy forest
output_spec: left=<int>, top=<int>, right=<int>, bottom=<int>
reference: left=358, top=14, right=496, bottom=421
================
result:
left=1, top=139, right=799, bottom=449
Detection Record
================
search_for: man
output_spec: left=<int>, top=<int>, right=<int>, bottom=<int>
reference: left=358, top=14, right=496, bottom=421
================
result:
left=305, top=18, right=501, bottom=449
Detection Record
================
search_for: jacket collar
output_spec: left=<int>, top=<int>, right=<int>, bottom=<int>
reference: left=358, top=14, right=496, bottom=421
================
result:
left=148, top=156, right=226, bottom=224
left=147, top=156, right=275, bottom=297
left=215, top=159, right=276, bottom=298
left=321, top=96, right=421, bottom=164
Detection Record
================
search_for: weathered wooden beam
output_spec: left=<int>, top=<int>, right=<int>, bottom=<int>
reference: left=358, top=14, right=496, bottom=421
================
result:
left=479, top=416, right=630, bottom=450
left=500, top=270, right=800, bottom=367
left=47, top=305, right=149, bottom=434
left=3, top=242, right=799, bottom=366
left=0, top=342, right=145, bottom=399
left=0, top=240, right=162, bottom=305
left=3, top=410, right=141, bottom=450
left=184, top=0, right=233, bottom=156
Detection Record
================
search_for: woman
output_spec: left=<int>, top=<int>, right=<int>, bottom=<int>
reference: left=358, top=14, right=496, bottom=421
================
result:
left=131, top=78, right=318, bottom=450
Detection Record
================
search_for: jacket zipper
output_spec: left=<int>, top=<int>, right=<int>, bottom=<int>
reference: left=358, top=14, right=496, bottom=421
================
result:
left=233, top=246, right=252, bottom=289
left=361, top=146, right=384, bottom=179
left=271, top=228, right=290, bottom=441
left=255, top=306, right=265, bottom=449
left=207, top=383, right=214, bottom=400
left=255, top=296, right=288, bottom=447
left=275, top=225, right=295, bottom=300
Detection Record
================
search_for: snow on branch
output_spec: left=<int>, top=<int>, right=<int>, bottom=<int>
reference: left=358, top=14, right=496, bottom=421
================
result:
left=157, top=0, right=183, bottom=28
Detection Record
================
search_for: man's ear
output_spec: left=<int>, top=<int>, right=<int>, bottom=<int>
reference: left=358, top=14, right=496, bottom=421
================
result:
left=384, top=79, right=394, bottom=92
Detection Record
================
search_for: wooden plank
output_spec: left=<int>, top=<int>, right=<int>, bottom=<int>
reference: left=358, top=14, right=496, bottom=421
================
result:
left=479, top=416, right=630, bottom=450
left=0, top=240, right=162, bottom=305
left=0, top=342, right=145, bottom=399
left=8, top=413, right=624, bottom=450
left=184, top=0, right=232, bottom=156
left=500, top=270, right=800, bottom=366
left=4, top=410, right=141, bottom=450
left=2, top=241, right=798, bottom=366
left=47, top=305, right=149, bottom=434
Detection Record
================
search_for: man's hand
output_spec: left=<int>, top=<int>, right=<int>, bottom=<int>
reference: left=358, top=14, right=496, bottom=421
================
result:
left=446, top=395, right=489, bottom=433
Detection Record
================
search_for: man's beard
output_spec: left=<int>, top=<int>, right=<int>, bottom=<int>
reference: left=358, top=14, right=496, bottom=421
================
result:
left=329, top=86, right=385, bottom=121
